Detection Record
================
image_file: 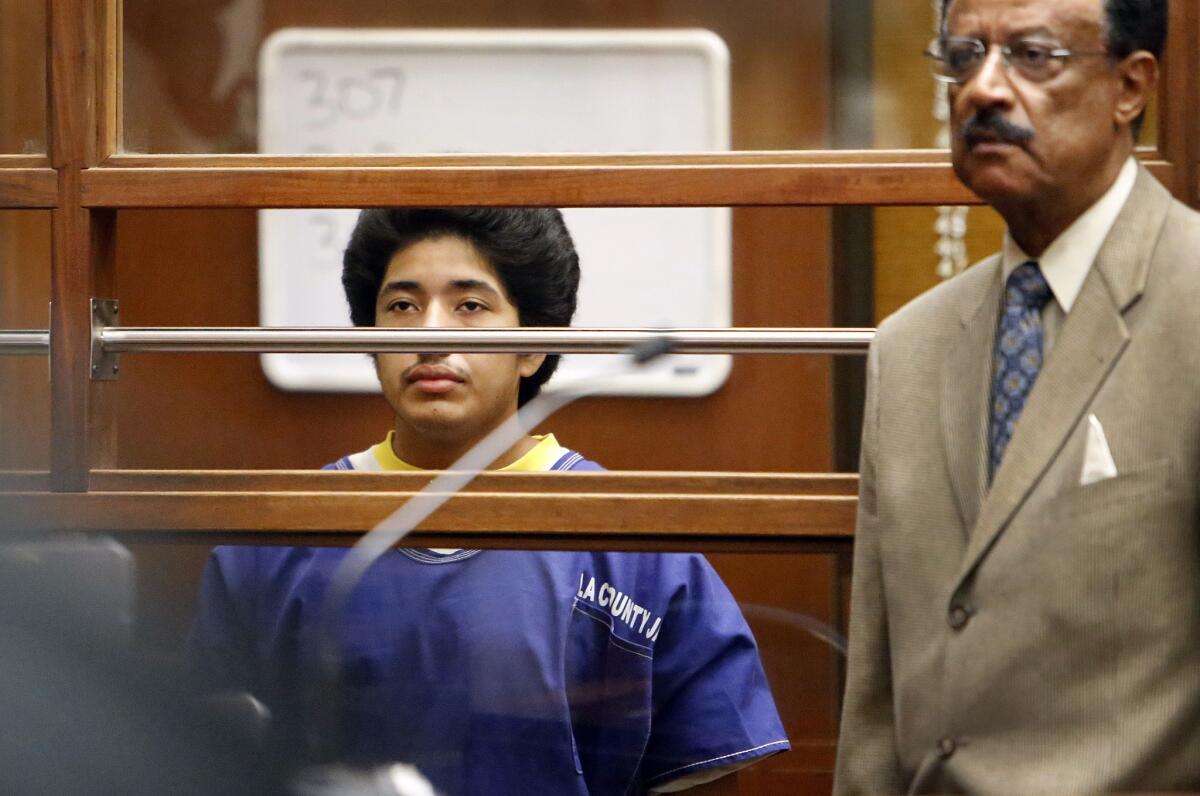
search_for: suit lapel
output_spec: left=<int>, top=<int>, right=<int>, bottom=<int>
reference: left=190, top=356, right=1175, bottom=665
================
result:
left=940, top=258, right=1001, bottom=535
left=954, top=168, right=1170, bottom=585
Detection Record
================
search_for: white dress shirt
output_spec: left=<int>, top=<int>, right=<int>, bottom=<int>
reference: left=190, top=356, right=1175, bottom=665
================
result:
left=1001, top=156, right=1138, bottom=353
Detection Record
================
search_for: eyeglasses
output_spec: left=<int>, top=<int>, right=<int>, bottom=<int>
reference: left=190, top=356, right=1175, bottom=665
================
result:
left=924, top=36, right=1109, bottom=84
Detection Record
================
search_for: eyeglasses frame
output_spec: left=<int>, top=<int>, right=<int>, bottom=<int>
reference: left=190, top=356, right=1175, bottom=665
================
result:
left=924, top=36, right=1112, bottom=85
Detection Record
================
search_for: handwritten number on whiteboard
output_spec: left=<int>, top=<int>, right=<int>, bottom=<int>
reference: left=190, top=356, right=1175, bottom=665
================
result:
left=371, top=68, right=406, bottom=112
left=298, top=67, right=406, bottom=129
left=300, top=70, right=337, bottom=130
left=337, top=76, right=379, bottom=119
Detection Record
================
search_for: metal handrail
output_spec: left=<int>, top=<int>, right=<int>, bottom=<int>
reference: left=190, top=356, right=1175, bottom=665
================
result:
left=97, top=326, right=874, bottom=355
left=0, top=331, right=50, bottom=355
left=1, top=326, right=876, bottom=356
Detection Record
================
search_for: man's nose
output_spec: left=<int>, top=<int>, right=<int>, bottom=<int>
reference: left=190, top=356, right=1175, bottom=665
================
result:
left=421, top=302, right=456, bottom=328
left=415, top=305, right=454, bottom=359
left=958, top=45, right=1015, bottom=109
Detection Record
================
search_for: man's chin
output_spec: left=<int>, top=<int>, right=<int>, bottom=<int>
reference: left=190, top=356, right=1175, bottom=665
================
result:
left=956, top=160, right=1037, bottom=206
left=400, top=400, right=468, bottom=430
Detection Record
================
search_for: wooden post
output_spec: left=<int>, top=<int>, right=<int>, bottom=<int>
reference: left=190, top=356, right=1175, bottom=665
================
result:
left=48, top=0, right=118, bottom=491
left=1161, top=0, right=1200, bottom=207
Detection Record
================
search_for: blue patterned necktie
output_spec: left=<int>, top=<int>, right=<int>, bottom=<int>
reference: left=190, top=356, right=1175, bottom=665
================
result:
left=989, top=261, right=1053, bottom=478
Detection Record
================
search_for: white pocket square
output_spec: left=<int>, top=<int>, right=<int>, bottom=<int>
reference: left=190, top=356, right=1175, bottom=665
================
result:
left=1080, top=414, right=1119, bottom=486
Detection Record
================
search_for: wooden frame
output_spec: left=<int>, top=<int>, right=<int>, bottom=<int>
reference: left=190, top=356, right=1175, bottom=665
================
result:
left=80, top=150, right=1173, bottom=209
left=0, top=155, right=57, bottom=208
left=0, top=471, right=857, bottom=550
left=1, top=0, right=1196, bottom=549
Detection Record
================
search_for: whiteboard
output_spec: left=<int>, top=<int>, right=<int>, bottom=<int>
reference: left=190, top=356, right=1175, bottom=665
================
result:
left=258, top=29, right=731, bottom=396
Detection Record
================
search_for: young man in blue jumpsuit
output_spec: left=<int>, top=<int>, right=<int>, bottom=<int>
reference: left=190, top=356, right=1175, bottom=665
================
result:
left=191, top=208, right=789, bottom=795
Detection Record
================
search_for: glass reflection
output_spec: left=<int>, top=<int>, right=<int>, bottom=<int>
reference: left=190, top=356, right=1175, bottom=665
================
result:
left=118, top=0, right=1160, bottom=156
left=0, top=211, right=50, bottom=469
left=126, top=0, right=1163, bottom=155
left=0, top=0, right=47, bottom=154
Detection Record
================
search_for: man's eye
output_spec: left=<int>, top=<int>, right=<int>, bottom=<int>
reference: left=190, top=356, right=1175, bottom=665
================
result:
left=459, top=300, right=487, bottom=312
left=945, top=45, right=981, bottom=73
left=1012, top=43, right=1053, bottom=67
left=387, top=299, right=417, bottom=312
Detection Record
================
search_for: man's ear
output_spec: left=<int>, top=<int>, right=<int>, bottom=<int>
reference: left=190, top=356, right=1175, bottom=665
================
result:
left=517, top=353, right=546, bottom=379
left=1114, top=51, right=1158, bottom=130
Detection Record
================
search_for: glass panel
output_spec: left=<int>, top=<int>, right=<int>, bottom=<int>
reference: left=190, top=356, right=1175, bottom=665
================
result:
left=873, top=203, right=1007, bottom=322
left=0, top=211, right=51, bottom=470
left=105, top=199, right=848, bottom=789
left=133, top=0, right=1173, bottom=155
left=121, top=0, right=1165, bottom=156
left=111, top=205, right=834, bottom=471
left=122, top=0, right=832, bottom=153
left=168, top=544, right=839, bottom=792
left=0, top=534, right=845, bottom=791
left=0, top=0, right=47, bottom=154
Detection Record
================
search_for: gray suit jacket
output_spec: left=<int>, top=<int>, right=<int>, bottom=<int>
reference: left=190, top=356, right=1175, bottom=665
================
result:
left=834, top=168, right=1200, bottom=794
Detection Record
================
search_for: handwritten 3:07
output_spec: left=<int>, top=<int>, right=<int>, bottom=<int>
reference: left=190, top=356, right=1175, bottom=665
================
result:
left=297, top=68, right=406, bottom=130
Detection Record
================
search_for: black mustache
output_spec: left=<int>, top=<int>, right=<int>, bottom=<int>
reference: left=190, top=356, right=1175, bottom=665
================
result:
left=961, top=112, right=1034, bottom=147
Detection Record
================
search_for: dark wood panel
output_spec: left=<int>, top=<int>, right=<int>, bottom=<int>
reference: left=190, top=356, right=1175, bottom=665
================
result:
left=709, top=552, right=843, bottom=784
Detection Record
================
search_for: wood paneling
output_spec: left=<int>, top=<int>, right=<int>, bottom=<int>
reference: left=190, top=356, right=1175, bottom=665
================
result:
left=708, top=552, right=843, bottom=746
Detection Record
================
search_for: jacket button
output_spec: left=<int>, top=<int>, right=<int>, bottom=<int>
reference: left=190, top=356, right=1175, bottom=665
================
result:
left=938, top=737, right=957, bottom=759
left=948, top=604, right=971, bottom=630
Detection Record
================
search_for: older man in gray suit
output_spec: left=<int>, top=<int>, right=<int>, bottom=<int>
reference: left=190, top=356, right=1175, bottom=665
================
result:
left=835, top=0, right=1200, bottom=793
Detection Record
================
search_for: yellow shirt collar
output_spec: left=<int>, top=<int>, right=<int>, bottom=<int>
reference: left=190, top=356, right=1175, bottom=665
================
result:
left=370, top=432, right=568, bottom=472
